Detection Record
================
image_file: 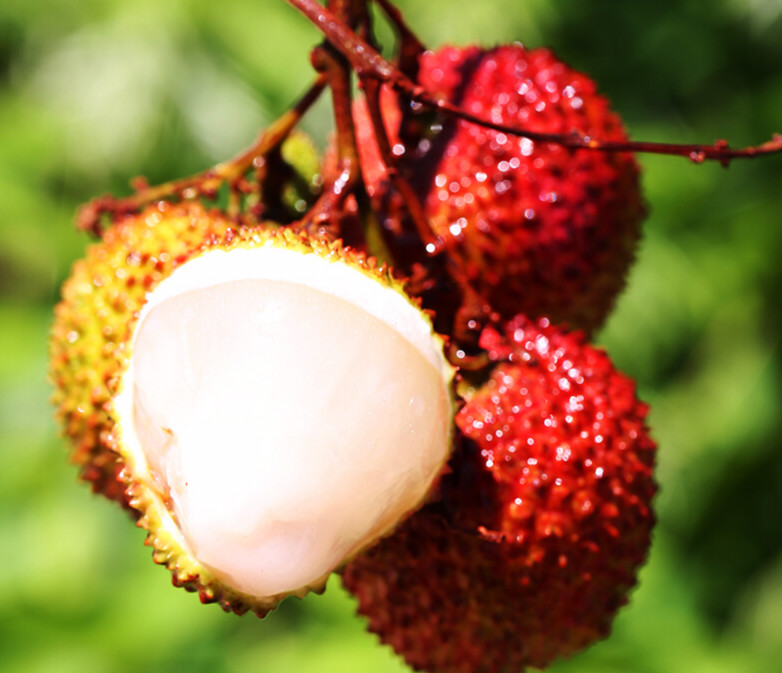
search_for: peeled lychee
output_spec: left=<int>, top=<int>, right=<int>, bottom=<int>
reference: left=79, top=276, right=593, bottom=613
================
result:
left=356, top=44, right=645, bottom=333
left=342, top=315, right=656, bottom=672
left=50, top=201, right=454, bottom=615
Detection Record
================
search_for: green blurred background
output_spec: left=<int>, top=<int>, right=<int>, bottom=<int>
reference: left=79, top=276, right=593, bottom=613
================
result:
left=1, top=1, right=779, bottom=671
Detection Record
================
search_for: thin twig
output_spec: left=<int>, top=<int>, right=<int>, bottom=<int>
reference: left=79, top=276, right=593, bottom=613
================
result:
left=362, top=76, right=442, bottom=252
left=77, top=74, right=328, bottom=236
left=286, top=0, right=782, bottom=164
left=373, top=0, right=425, bottom=78
left=298, top=43, right=362, bottom=236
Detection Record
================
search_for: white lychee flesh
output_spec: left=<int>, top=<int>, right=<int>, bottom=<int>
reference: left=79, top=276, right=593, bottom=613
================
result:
left=113, top=244, right=452, bottom=600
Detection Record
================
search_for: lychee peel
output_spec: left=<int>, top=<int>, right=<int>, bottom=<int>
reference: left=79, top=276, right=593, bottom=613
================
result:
left=342, top=316, right=656, bottom=672
left=50, top=201, right=455, bottom=616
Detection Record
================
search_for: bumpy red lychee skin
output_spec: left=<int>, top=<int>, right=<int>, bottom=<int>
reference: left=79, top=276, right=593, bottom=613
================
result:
left=342, top=316, right=656, bottom=673
left=358, top=45, right=645, bottom=333
left=458, top=315, right=657, bottom=549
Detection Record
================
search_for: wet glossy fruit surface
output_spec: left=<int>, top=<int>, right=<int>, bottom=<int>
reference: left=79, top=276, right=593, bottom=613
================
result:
left=359, top=45, right=645, bottom=332
left=342, top=315, right=657, bottom=673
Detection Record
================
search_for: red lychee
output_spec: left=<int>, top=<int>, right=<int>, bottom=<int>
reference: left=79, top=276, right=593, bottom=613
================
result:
left=342, top=315, right=657, bottom=673
left=357, top=44, right=645, bottom=333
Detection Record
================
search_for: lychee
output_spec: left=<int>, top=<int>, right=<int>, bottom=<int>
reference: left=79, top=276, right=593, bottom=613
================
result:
left=49, top=201, right=454, bottom=615
left=342, top=315, right=656, bottom=672
left=356, top=44, right=645, bottom=333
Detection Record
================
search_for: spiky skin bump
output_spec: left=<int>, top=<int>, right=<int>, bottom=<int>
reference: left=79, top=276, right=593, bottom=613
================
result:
left=342, top=316, right=656, bottom=672
left=359, top=44, right=645, bottom=333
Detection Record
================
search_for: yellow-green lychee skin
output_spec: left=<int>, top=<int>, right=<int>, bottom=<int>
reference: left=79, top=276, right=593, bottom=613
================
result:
left=50, top=201, right=244, bottom=509
left=281, top=130, right=322, bottom=214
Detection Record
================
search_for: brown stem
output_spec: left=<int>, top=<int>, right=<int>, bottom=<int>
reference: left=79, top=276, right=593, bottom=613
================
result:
left=286, top=0, right=396, bottom=80
left=373, top=0, right=425, bottom=79
left=351, top=0, right=373, bottom=42
left=287, top=0, right=782, bottom=164
left=299, top=42, right=364, bottom=238
left=77, top=74, right=327, bottom=236
left=327, top=0, right=350, bottom=16
left=363, top=75, right=495, bottom=346
left=362, top=76, right=442, bottom=253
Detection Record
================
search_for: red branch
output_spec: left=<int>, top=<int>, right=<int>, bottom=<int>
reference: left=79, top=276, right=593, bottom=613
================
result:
left=286, top=0, right=782, bottom=165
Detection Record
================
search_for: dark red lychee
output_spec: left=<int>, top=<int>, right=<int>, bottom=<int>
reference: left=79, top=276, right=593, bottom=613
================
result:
left=357, top=44, right=645, bottom=333
left=342, top=315, right=657, bottom=673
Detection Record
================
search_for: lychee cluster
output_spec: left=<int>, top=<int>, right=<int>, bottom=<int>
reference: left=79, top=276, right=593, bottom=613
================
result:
left=50, top=19, right=656, bottom=673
